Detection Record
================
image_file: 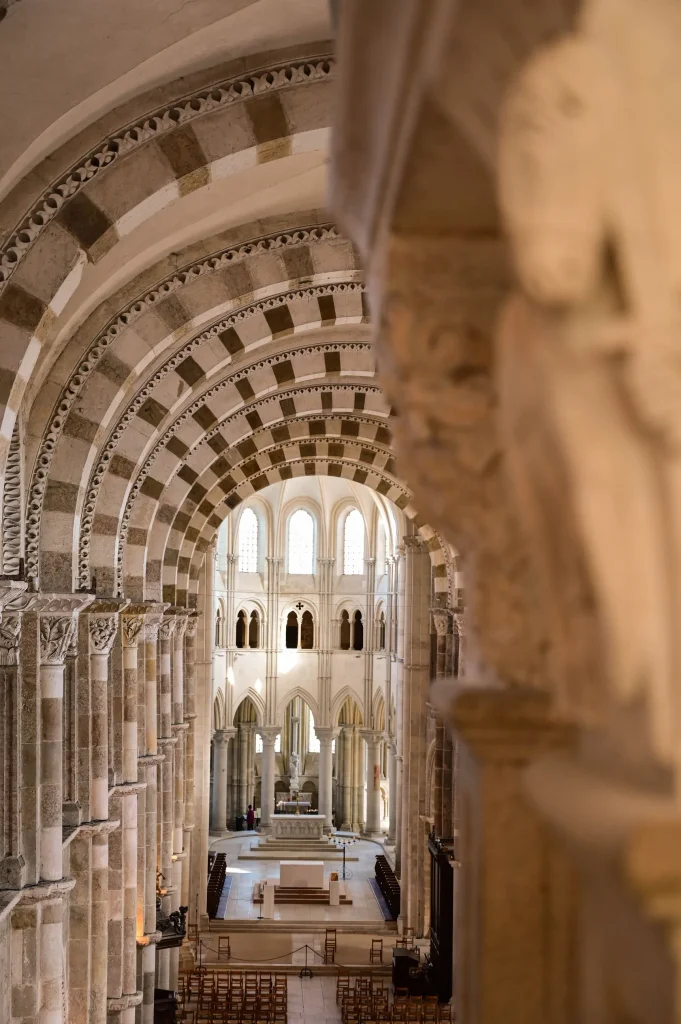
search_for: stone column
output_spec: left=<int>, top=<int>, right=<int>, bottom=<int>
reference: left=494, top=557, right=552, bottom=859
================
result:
left=316, top=727, right=337, bottom=832
left=399, top=536, right=431, bottom=935
left=182, top=615, right=198, bottom=911
left=257, top=727, right=280, bottom=831
left=452, top=689, right=577, bottom=1024
left=87, top=607, right=130, bottom=1024
left=237, top=723, right=251, bottom=820
left=387, top=742, right=397, bottom=844
left=211, top=730, right=228, bottom=835
left=362, top=730, right=383, bottom=836
left=354, top=727, right=366, bottom=833
left=140, top=615, right=163, bottom=1024
left=37, top=607, right=81, bottom=1024
left=158, top=617, right=175, bottom=906
left=340, top=728, right=353, bottom=830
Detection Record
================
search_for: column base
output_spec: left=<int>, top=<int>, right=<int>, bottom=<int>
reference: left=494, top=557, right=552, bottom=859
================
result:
left=362, top=829, right=384, bottom=839
left=210, top=829, right=230, bottom=838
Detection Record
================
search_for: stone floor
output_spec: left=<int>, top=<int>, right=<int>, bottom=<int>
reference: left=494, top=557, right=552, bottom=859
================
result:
left=286, top=974, right=343, bottom=1023
left=209, top=834, right=389, bottom=923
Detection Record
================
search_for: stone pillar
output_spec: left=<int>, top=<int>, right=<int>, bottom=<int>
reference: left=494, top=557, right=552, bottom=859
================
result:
left=354, top=727, right=366, bottom=833
left=182, top=615, right=198, bottom=912
left=316, top=727, right=336, bottom=832
left=387, top=742, right=397, bottom=844
left=238, top=723, right=251, bottom=819
left=211, top=730, right=228, bottom=835
left=339, top=728, right=352, bottom=830
left=37, top=606, right=83, bottom=1024
left=398, top=536, right=431, bottom=935
left=140, top=615, right=163, bottom=1023
left=452, top=689, right=577, bottom=1024
left=362, top=730, right=383, bottom=836
left=258, top=727, right=280, bottom=831
left=87, top=607, right=128, bottom=1024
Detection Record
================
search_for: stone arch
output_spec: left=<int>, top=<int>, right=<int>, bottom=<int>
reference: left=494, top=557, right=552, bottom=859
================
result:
left=275, top=687, right=320, bottom=729
left=212, top=688, right=226, bottom=733
left=332, top=687, right=363, bottom=727
left=232, top=691, right=264, bottom=727
left=1, top=47, right=335, bottom=500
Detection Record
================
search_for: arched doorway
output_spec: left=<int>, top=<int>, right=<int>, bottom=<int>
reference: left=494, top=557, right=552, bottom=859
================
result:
left=335, top=696, right=364, bottom=831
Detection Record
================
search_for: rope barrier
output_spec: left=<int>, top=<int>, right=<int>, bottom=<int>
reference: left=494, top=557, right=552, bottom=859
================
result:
left=195, top=937, right=388, bottom=973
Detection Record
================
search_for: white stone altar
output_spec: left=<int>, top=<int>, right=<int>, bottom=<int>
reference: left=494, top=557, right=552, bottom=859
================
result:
left=280, top=860, right=325, bottom=889
left=271, top=814, right=326, bottom=840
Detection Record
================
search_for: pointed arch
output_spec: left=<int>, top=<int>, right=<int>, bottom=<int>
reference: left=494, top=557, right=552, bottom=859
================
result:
left=331, top=686, right=364, bottom=727
left=213, top=688, right=226, bottom=732
left=233, top=690, right=265, bottom=726
left=276, top=686, right=320, bottom=727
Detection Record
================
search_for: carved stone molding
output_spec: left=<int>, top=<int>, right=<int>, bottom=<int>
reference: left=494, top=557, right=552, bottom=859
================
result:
left=110, top=781, right=146, bottom=797
left=112, top=319, right=367, bottom=593
left=185, top=616, right=199, bottom=639
left=1, top=422, right=21, bottom=576
left=0, top=57, right=333, bottom=289
left=18, top=876, right=77, bottom=905
left=0, top=615, right=21, bottom=666
left=76, top=818, right=121, bottom=838
left=137, top=753, right=165, bottom=768
left=40, top=615, right=77, bottom=665
left=106, top=992, right=143, bottom=1012
left=88, top=615, right=118, bottom=655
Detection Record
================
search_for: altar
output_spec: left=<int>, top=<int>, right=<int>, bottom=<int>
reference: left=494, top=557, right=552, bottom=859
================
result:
left=276, top=800, right=313, bottom=813
left=271, top=814, right=326, bottom=840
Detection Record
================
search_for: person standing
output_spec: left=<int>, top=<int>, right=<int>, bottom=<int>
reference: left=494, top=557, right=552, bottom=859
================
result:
left=246, top=804, right=255, bottom=830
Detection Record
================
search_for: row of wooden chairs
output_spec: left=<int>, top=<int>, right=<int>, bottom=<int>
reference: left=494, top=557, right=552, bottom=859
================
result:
left=375, top=855, right=400, bottom=918
left=336, top=973, right=389, bottom=1002
left=207, top=854, right=227, bottom=919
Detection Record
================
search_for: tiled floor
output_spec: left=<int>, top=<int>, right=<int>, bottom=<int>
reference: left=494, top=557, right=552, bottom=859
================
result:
left=283, top=974, right=343, bottom=1023
left=209, top=834, right=388, bottom=923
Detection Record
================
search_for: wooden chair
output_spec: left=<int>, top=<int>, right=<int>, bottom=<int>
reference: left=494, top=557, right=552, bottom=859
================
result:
left=217, top=936, right=232, bottom=961
left=370, top=938, right=383, bottom=964
left=324, top=927, right=337, bottom=964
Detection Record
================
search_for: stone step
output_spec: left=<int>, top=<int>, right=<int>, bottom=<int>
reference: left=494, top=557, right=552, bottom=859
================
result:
left=252, top=885, right=353, bottom=906
left=238, top=846, right=359, bottom=861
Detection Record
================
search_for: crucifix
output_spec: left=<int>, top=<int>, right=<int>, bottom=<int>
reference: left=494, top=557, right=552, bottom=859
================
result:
left=295, top=601, right=304, bottom=611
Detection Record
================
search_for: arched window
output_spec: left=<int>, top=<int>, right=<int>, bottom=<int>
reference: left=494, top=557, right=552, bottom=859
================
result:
left=285, top=611, right=298, bottom=649
left=238, top=508, right=259, bottom=572
left=248, top=610, right=260, bottom=649
left=215, top=609, right=221, bottom=647
left=235, top=609, right=247, bottom=648
left=255, top=732, right=263, bottom=754
left=353, top=610, right=364, bottom=651
left=343, top=508, right=365, bottom=575
left=340, top=610, right=351, bottom=650
left=288, top=509, right=314, bottom=574
left=308, top=713, right=321, bottom=753
left=275, top=733, right=281, bottom=753
left=378, top=611, right=386, bottom=651
left=301, top=610, right=314, bottom=650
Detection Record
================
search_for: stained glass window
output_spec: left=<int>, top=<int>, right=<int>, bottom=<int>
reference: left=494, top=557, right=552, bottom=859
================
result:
left=343, top=508, right=365, bottom=575
left=288, top=509, right=314, bottom=574
left=238, top=507, right=258, bottom=572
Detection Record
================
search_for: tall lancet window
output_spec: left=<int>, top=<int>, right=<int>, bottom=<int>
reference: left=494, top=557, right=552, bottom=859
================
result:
left=288, top=509, right=314, bottom=574
left=238, top=508, right=258, bottom=572
left=343, top=508, right=365, bottom=575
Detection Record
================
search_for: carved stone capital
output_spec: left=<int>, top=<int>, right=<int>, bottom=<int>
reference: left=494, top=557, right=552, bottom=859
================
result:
left=0, top=615, right=21, bottom=666
left=185, top=615, right=199, bottom=639
left=144, top=619, right=161, bottom=644
left=121, top=615, right=144, bottom=649
left=40, top=615, right=77, bottom=665
left=257, top=726, right=281, bottom=746
left=88, top=614, right=118, bottom=655
left=431, top=608, right=450, bottom=636
left=159, top=617, right=176, bottom=643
